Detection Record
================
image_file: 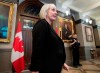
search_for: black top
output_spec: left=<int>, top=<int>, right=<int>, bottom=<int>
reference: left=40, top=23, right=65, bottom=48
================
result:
left=70, top=38, right=80, bottom=48
left=29, top=19, right=66, bottom=72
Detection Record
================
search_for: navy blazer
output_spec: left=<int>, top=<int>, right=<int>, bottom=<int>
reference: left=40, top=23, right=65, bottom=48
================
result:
left=29, top=19, right=66, bottom=73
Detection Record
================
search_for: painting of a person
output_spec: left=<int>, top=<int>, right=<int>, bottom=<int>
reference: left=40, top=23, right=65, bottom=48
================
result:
left=62, top=21, right=72, bottom=40
left=86, top=27, right=93, bottom=41
left=0, top=4, right=9, bottom=39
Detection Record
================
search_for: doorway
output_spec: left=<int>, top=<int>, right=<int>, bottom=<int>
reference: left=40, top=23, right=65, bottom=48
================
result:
left=20, top=15, right=38, bottom=68
left=18, top=0, right=43, bottom=69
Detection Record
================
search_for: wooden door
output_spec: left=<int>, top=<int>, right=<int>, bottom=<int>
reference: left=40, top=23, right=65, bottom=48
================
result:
left=17, top=0, right=43, bottom=69
left=20, top=15, right=38, bottom=69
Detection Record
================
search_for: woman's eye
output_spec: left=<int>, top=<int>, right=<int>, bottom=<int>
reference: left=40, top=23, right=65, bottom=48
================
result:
left=52, top=8, right=55, bottom=11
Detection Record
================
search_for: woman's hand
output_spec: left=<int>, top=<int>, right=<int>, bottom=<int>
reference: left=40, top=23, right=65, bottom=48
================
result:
left=63, top=63, right=69, bottom=71
left=31, top=71, right=39, bottom=73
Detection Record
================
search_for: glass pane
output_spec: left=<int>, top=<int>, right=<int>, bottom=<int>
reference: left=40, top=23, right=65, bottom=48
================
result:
left=24, top=5, right=40, bottom=16
left=23, top=19, right=35, bottom=29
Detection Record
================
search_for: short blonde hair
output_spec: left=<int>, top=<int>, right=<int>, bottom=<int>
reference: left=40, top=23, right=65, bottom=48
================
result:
left=39, top=4, right=56, bottom=19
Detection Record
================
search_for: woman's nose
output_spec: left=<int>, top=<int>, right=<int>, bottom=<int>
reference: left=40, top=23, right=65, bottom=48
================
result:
left=55, top=11, right=57, bottom=15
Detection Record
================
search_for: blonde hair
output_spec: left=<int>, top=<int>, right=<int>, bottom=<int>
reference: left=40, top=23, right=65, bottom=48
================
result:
left=39, top=4, right=56, bottom=19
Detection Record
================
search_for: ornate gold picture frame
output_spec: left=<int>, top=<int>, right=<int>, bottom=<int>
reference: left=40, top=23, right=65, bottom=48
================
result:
left=0, top=2, right=14, bottom=42
left=57, top=16, right=74, bottom=42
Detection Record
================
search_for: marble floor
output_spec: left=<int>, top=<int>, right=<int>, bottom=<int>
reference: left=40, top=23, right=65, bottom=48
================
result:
left=21, top=58, right=100, bottom=73
left=1, top=58, right=100, bottom=73
left=61, top=58, right=100, bottom=73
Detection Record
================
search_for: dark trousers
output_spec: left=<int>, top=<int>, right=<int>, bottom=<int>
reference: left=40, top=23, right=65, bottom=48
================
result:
left=39, top=59, right=63, bottom=73
left=39, top=65, right=62, bottom=73
left=72, top=47, right=80, bottom=66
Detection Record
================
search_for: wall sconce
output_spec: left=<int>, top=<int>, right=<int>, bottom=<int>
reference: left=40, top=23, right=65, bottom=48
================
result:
left=85, top=18, right=92, bottom=24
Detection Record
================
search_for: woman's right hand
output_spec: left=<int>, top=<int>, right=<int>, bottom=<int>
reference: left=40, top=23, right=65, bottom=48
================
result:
left=63, top=63, right=69, bottom=71
left=31, top=71, right=39, bottom=73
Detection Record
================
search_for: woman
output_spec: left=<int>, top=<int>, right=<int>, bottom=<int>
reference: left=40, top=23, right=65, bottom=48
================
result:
left=29, top=4, right=69, bottom=73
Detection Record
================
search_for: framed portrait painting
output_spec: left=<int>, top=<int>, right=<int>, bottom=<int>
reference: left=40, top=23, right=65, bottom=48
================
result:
left=85, top=26, right=93, bottom=42
left=0, top=2, right=14, bottom=42
left=57, top=16, right=74, bottom=42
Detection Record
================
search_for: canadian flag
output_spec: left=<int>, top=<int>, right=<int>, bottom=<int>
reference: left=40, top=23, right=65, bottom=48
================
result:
left=11, top=21, right=25, bottom=73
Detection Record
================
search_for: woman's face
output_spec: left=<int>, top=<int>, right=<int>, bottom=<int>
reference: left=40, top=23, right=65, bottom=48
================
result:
left=47, top=6, right=57, bottom=21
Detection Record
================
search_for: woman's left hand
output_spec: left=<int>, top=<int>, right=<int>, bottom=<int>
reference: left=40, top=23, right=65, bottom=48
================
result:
left=63, top=63, right=69, bottom=71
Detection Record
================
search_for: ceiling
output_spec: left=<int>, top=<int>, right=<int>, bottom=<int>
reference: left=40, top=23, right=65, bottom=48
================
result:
left=40, top=0, right=100, bottom=24
left=57, top=0, right=100, bottom=24
left=17, top=0, right=100, bottom=25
